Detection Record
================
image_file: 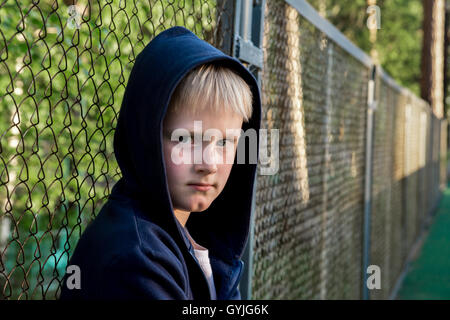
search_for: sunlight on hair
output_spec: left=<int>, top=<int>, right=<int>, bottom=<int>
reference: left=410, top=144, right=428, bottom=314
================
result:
left=168, top=63, right=253, bottom=122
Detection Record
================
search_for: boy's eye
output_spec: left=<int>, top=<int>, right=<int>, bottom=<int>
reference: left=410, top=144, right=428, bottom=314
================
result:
left=217, top=139, right=233, bottom=147
left=178, top=135, right=192, bottom=144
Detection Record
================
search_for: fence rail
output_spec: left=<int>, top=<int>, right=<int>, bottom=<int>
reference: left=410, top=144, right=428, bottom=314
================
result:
left=0, top=0, right=447, bottom=300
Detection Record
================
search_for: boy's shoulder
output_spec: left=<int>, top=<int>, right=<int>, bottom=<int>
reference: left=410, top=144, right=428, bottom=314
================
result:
left=70, top=195, right=185, bottom=269
left=60, top=196, right=191, bottom=299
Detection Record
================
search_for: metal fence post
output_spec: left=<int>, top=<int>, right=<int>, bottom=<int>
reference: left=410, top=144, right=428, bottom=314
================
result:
left=232, top=0, right=265, bottom=300
left=362, top=65, right=377, bottom=300
left=216, top=0, right=236, bottom=55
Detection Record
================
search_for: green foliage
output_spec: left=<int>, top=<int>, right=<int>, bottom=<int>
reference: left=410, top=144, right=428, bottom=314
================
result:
left=308, top=0, right=423, bottom=96
left=0, top=0, right=219, bottom=300
left=376, top=0, right=423, bottom=96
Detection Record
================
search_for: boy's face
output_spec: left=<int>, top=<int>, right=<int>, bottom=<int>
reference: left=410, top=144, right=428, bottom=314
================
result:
left=162, top=105, right=244, bottom=215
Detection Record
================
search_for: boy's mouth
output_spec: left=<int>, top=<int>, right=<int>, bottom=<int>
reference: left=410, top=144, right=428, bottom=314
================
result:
left=187, top=182, right=214, bottom=192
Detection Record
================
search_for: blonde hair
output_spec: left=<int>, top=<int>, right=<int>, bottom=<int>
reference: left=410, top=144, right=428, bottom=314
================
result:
left=167, top=63, right=253, bottom=122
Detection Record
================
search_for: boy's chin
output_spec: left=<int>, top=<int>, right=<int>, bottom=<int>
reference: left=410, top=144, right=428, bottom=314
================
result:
left=190, top=205, right=210, bottom=213
left=186, top=202, right=212, bottom=213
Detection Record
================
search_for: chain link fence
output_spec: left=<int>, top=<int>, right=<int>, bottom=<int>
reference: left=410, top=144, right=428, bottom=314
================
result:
left=251, top=0, right=447, bottom=299
left=0, top=0, right=234, bottom=300
left=0, top=0, right=447, bottom=300
left=369, top=72, right=446, bottom=300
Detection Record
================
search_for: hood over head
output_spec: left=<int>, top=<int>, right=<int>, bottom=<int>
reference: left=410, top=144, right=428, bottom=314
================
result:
left=111, top=26, right=262, bottom=264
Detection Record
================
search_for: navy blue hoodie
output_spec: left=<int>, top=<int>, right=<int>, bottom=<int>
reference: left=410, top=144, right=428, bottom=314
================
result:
left=59, top=26, right=261, bottom=300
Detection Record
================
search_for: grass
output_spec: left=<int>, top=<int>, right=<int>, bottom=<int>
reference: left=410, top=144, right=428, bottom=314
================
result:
left=396, top=181, right=450, bottom=299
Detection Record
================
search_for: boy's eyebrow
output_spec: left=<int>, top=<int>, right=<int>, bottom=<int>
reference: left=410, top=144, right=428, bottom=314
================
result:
left=179, top=129, right=240, bottom=140
left=164, top=127, right=241, bottom=140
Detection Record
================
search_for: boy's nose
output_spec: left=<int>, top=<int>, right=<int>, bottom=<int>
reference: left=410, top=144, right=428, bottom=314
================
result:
left=194, top=143, right=219, bottom=173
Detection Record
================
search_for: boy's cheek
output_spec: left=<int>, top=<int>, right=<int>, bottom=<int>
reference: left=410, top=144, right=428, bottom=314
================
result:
left=163, top=145, right=187, bottom=179
left=223, top=144, right=238, bottom=164
left=217, top=163, right=234, bottom=189
left=166, top=159, right=187, bottom=179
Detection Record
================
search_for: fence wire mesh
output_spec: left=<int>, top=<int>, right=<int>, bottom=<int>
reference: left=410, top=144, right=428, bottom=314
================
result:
left=251, top=0, right=447, bottom=299
left=253, top=0, right=367, bottom=299
left=0, top=0, right=233, bottom=300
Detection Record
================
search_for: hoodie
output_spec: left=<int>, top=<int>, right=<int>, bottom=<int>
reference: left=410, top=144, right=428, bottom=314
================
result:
left=59, top=26, right=262, bottom=300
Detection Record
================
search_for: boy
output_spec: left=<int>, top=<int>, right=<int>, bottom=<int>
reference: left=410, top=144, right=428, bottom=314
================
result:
left=59, top=26, right=261, bottom=300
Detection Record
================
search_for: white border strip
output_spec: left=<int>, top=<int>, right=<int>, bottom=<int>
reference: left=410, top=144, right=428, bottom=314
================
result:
left=285, top=0, right=373, bottom=68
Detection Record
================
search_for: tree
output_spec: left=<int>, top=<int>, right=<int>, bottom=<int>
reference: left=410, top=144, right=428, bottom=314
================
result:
left=420, top=0, right=445, bottom=119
